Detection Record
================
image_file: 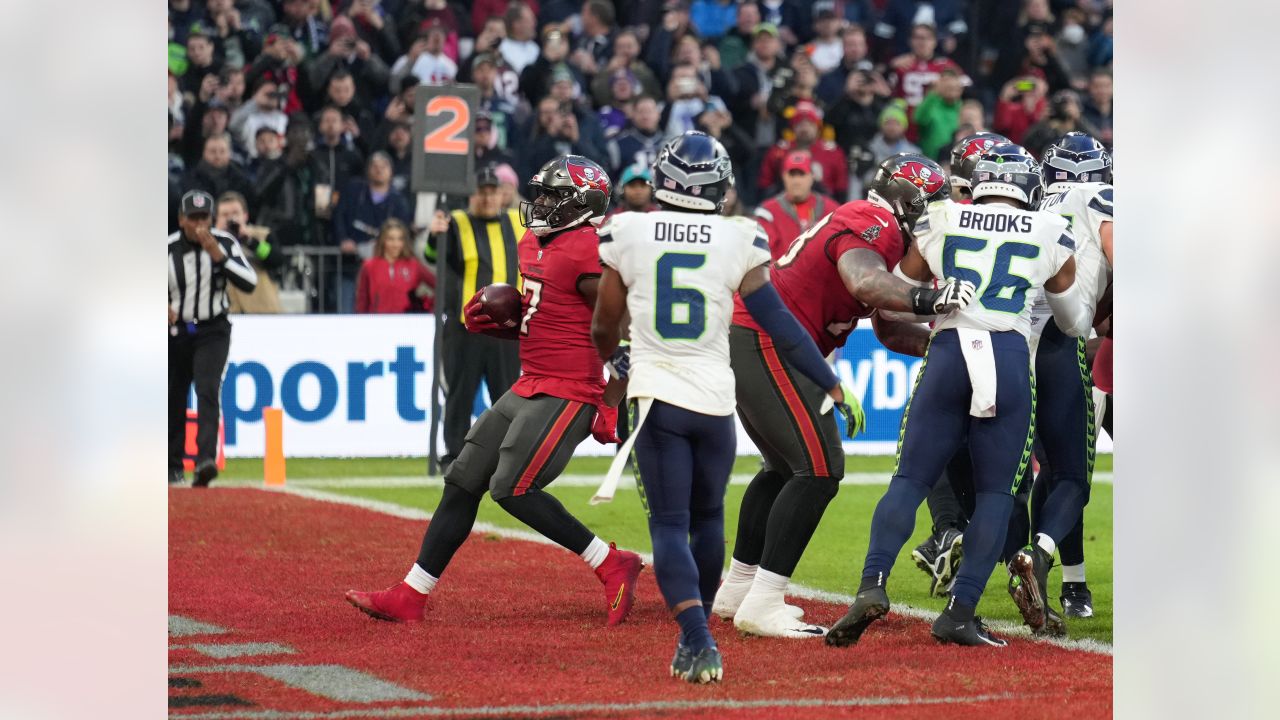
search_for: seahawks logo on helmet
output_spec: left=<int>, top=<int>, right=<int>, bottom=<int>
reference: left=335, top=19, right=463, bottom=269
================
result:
left=1042, top=131, right=1112, bottom=194
left=650, top=131, right=734, bottom=213
left=970, top=143, right=1044, bottom=207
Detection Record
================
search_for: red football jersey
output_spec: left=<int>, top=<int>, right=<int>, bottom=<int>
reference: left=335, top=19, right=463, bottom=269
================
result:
left=512, top=225, right=605, bottom=406
left=891, top=57, right=963, bottom=107
left=733, top=200, right=905, bottom=356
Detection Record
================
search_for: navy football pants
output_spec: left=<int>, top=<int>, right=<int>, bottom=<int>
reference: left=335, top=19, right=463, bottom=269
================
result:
left=1031, top=321, right=1096, bottom=547
left=863, top=330, right=1035, bottom=608
left=633, top=400, right=737, bottom=618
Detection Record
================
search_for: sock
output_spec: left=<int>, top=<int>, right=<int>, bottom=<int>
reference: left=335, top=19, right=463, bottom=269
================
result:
left=732, top=470, right=787, bottom=566
left=496, top=490, right=595, bottom=555
left=676, top=606, right=714, bottom=652
left=403, top=564, right=438, bottom=594
left=1035, top=532, right=1057, bottom=556
left=747, top=568, right=789, bottom=604
left=858, top=572, right=886, bottom=593
left=580, top=536, right=610, bottom=570
left=1061, top=563, right=1086, bottom=583
left=944, top=595, right=976, bottom=623
left=724, top=558, right=758, bottom=586
left=416, top=484, right=483, bottom=577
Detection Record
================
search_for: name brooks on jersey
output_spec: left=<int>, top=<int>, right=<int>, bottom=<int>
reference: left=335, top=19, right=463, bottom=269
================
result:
left=957, top=209, right=1033, bottom=234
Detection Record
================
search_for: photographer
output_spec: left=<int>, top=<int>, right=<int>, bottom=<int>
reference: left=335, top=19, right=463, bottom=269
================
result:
left=306, top=15, right=391, bottom=110
left=993, top=74, right=1048, bottom=146
left=216, top=191, right=283, bottom=314
left=231, top=77, right=289, bottom=158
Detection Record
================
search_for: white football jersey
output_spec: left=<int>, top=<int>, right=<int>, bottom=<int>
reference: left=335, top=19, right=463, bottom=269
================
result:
left=1029, top=182, right=1114, bottom=338
left=913, top=199, right=1075, bottom=338
left=598, top=210, right=771, bottom=416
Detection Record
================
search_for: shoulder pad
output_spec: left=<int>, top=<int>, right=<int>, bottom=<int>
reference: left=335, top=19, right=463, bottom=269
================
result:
left=754, top=206, right=775, bottom=223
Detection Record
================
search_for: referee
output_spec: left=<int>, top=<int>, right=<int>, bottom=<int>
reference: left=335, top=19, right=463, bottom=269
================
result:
left=169, top=190, right=258, bottom=487
left=426, top=165, right=522, bottom=467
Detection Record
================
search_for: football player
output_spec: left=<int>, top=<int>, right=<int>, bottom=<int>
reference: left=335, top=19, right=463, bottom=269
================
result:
left=713, top=154, right=977, bottom=639
left=826, top=145, right=1090, bottom=648
left=1013, top=132, right=1114, bottom=631
left=591, top=132, right=848, bottom=683
left=346, top=156, right=645, bottom=626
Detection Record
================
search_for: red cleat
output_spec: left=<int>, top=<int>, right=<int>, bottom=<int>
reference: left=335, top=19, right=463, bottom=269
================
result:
left=344, top=582, right=428, bottom=622
left=594, top=543, right=644, bottom=627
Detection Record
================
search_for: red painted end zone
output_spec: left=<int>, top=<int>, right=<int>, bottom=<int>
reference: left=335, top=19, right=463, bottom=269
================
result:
left=168, top=489, right=1112, bottom=719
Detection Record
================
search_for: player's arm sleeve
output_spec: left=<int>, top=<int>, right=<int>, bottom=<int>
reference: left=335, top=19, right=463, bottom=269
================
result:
left=1085, top=186, right=1114, bottom=237
left=740, top=276, right=839, bottom=392
left=597, top=215, right=623, bottom=272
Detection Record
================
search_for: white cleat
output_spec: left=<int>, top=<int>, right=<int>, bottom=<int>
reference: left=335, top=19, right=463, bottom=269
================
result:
left=733, top=596, right=827, bottom=639
left=712, top=580, right=804, bottom=620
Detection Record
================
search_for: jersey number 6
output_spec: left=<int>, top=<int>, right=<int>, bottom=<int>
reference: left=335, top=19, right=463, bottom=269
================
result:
left=943, top=235, right=1040, bottom=313
left=655, top=252, right=706, bottom=340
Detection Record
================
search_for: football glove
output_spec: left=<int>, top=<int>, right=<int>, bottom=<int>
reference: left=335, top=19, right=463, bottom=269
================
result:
left=606, top=342, right=631, bottom=381
left=463, top=289, right=501, bottom=333
left=820, top=382, right=866, bottom=440
left=909, top=278, right=978, bottom=316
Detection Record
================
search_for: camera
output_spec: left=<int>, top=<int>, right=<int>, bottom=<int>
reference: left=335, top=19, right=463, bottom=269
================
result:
left=227, top=220, right=242, bottom=238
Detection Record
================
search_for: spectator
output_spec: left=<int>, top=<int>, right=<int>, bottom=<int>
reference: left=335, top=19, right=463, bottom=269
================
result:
left=392, top=23, right=458, bottom=88
left=611, top=165, right=658, bottom=215
left=801, top=3, right=844, bottom=74
left=169, top=0, right=207, bottom=45
left=467, top=15, right=507, bottom=70
left=254, top=116, right=319, bottom=250
left=474, top=112, right=518, bottom=175
left=769, top=60, right=823, bottom=123
left=571, top=0, right=617, bottom=76
left=865, top=102, right=920, bottom=179
left=1089, top=11, right=1113, bottom=69
left=341, top=0, right=403, bottom=65
left=958, top=99, right=986, bottom=133
left=644, top=0, right=694, bottom=80
left=1055, top=7, right=1092, bottom=84
left=815, top=24, right=874, bottom=105
left=493, top=163, right=524, bottom=209
left=384, top=121, right=414, bottom=194
left=499, top=2, right=541, bottom=74
left=725, top=23, right=787, bottom=153
left=182, top=98, right=242, bottom=168
left=520, top=97, right=607, bottom=182
left=180, top=29, right=222, bottom=99
left=356, top=218, right=437, bottom=314
left=1022, top=90, right=1101, bottom=158
left=520, top=26, right=575, bottom=106
left=309, top=105, right=366, bottom=223
left=758, top=101, right=848, bottom=201
left=607, top=95, right=664, bottom=181
left=913, top=68, right=965, bottom=160
left=324, top=70, right=378, bottom=152
left=756, top=0, right=804, bottom=48
left=718, top=2, right=761, bottom=70
left=371, top=76, right=419, bottom=151
left=887, top=23, right=966, bottom=138
left=827, top=69, right=888, bottom=188
left=694, top=99, right=755, bottom=184
left=993, top=74, right=1048, bottom=146
left=661, top=65, right=724, bottom=139
left=1019, top=22, right=1073, bottom=93
left=876, top=0, right=969, bottom=58
left=183, top=134, right=255, bottom=205
left=396, top=0, right=466, bottom=63
left=306, top=15, right=391, bottom=110
left=332, top=152, right=414, bottom=313
left=691, top=0, right=738, bottom=41
left=1082, top=69, right=1113, bottom=148
left=545, top=65, right=609, bottom=153
left=596, top=69, right=642, bottom=138
left=204, top=0, right=265, bottom=70
left=755, top=150, right=840, bottom=259
left=470, top=53, right=519, bottom=147
left=216, top=190, right=283, bottom=313
left=232, top=77, right=290, bottom=157
left=247, top=126, right=283, bottom=183
left=472, top=0, right=539, bottom=37
left=246, top=27, right=307, bottom=114
left=590, top=30, right=661, bottom=108
left=279, top=0, right=328, bottom=58
left=216, top=66, right=247, bottom=115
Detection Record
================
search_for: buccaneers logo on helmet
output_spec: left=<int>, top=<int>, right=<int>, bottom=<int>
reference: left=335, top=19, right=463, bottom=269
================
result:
left=893, top=162, right=946, bottom=195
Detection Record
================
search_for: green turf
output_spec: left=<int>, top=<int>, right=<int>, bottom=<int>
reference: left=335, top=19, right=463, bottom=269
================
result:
left=223, top=453, right=1112, bottom=480
left=322, top=476, right=1113, bottom=644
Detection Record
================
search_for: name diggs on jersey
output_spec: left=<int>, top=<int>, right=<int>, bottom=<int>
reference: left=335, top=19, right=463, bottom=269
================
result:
left=654, top=222, right=712, bottom=244
left=957, top=210, right=1033, bottom=234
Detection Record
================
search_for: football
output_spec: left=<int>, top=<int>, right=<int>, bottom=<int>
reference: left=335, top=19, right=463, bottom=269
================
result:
left=480, top=283, right=523, bottom=328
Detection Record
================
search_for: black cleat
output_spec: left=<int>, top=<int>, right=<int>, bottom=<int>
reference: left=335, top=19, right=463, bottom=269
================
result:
left=932, top=529, right=964, bottom=597
left=825, top=585, right=890, bottom=647
left=1060, top=581, right=1094, bottom=619
left=683, top=647, right=723, bottom=684
left=169, top=468, right=187, bottom=486
left=911, top=536, right=941, bottom=586
left=670, top=641, right=693, bottom=679
left=193, top=460, right=218, bottom=488
left=931, top=613, right=1008, bottom=647
left=1007, top=544, right=1066, bottom=637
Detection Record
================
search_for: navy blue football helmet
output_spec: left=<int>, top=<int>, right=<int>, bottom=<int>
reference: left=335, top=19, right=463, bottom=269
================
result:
left=1041, top=131, right=1112, bottom=194
left=650, top=131, right=734, bottom=213
left=970, top=143, right=1044, bottom=208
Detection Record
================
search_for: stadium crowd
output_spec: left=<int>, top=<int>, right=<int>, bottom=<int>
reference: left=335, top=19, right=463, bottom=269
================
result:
left=168, top=0, right=1113, bottom=314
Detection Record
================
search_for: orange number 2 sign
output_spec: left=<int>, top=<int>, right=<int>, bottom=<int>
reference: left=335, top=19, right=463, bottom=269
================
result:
left=423, top=96, right=470, bottom=155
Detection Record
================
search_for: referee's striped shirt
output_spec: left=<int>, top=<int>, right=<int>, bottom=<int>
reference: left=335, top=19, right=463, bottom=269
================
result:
left=168, top=229, right=258, bottom=322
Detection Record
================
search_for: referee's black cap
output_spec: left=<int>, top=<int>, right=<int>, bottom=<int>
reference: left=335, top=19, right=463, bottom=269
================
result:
left=181, top=190, right=215, bottom=217
left=476, top=164, right=501, bottom=188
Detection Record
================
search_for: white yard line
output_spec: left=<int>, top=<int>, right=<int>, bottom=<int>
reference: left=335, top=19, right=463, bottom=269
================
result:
left=267, top=485, right=1112, bottom=656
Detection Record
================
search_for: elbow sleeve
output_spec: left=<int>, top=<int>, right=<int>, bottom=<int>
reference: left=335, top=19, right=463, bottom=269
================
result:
left=742, top=283, right=838, bottom=392
left=1046, top=282, right=1092, bottom=337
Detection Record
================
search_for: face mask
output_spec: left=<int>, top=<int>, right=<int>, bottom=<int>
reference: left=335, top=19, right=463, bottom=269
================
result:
left=1061, top=24, right=1086, bottom=44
